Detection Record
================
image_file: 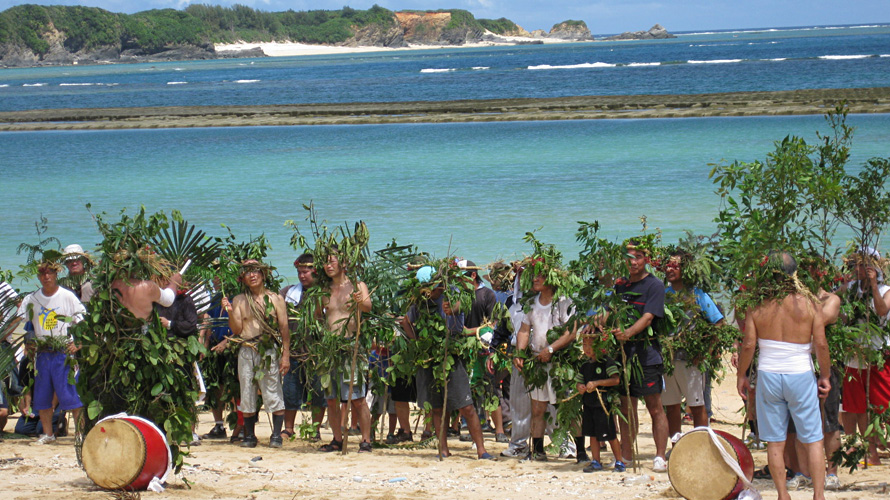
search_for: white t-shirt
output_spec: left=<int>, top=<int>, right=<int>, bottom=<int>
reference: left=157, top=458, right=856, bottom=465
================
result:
left=522, top=294, right=573, bottom=354
left=1, top=282, right=18, bottom=325
left=846, top=280, right=890, bottom=368
left=284, top=283, right=304, bottom=307
left=18, top=287, right=86, bottom=340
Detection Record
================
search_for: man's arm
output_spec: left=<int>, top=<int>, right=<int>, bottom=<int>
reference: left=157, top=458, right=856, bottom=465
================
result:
left=539, top=321, right=578, bottom=362
left=225, top=295, right=244, bottom=336
left=274, top=294, right=291, bottom=373
left=400, top=315, right=416, bottom=340
left=513, top=321, right=531, bottom=369
left=354, top=281, right=372, bottom=313
left=736, top=312, right=758, bottom=400
left=614, top=312, right=655, bottom=341
left=812, top=309, right=831, bottom=397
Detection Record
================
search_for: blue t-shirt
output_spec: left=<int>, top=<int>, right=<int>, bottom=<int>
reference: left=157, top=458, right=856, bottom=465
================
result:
left=665, top=286, right=724, bottom=324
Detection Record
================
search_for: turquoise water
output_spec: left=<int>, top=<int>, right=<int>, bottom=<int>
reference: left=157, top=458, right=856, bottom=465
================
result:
left=3, top=114, right=889, bottom=284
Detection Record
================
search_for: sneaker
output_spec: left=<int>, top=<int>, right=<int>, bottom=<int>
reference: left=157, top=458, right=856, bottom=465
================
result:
left=269, top=436, right=283, bottom=448
left=459, top=433, right=474, bottom=442
left=825, top=474, right=841, bottom=490
left=396, top=431, right=413, bottom=443
left=583, top=460, right=604, bottom=472
left=241, top=436, right=259, bottom=448
left=33, top=434, right=56, bottom=445
left=203, top=424, right=227, bottom=440
left=190, top=432, right=202, bottom=446
left=653, top=456, right=668, bottom=473
left=671, top=432, right=683, bottom=444
left=310, top=431, right=321, bottom=442
left=495, top=433, right=509, bottom=443
left=786, top=473, right=812, bottom=489
left=385, top=433, right=398, bottom=444
left=358, top=441, right=373, bottom=453
left=500, top=446, right=529, bottom=458
left=420, top=430, right=433, bottom=441
left=614, top=460, right=627, bottom=472
left=481, top=422, right=495, bottom=433
left=447, top=428, right=459, bottom=438
left=523, top=452, right=548, bottom=462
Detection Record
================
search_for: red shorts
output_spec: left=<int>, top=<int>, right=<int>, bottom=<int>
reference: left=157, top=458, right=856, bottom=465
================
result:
left=843, top=360, right=890, bottom=414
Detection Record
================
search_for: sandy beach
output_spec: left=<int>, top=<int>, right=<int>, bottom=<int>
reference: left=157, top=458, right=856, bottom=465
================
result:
left=2, top=370, right=888, bottom=500
left=214, top=37, right=568, bottom=58
left=1, top=87, right=888, bottom=131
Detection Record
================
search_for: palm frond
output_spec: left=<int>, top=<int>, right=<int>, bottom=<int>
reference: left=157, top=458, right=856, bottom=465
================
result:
left=151, top=219, right=222, bottom=271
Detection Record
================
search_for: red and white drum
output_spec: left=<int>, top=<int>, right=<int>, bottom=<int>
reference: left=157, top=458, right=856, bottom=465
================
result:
left=668, top=429, right=754, bottom=500
left=82, top=415, right=172, bottom=490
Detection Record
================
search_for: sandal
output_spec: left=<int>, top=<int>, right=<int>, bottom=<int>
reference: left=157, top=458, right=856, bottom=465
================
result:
left=358, top=441, right=373, bottom=453
left=319, top=439, right=342, bottom=452
left=753, top=466, right=771, bottom=480
left=281, top=429, right=295, bottom=439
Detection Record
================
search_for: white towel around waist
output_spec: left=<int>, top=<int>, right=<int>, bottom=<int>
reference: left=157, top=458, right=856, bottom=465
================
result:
left=758, top=338, right=813, bottom=374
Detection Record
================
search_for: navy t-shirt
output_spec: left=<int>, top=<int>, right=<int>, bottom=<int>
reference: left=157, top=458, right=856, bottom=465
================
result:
left=581, top=357, right=620, bottom=408
left=615, top=273, right=665, bottom=366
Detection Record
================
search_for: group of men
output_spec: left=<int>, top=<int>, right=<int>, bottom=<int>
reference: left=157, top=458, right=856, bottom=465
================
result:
left=3, top=239, right=890, bottom=500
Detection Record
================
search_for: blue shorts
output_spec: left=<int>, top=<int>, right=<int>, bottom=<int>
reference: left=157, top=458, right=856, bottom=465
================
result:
left=34, top=351, right=82, bottom=412
left=755, top=370, right=822, bottom=444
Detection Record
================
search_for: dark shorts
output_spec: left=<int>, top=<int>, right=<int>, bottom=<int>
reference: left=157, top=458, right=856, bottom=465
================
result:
left=391, top=376, right=417, bottom=403
left=416, top=361, right=473, bottom=412
left=622, top=363, right=664, bottom=398
left=282, top=358, right=305, bottom=410
left=583, top=404, right=617, bottom=442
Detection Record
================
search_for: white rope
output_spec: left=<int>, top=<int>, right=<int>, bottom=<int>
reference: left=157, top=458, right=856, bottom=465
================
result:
left=696, top=426, right=761, bottom=500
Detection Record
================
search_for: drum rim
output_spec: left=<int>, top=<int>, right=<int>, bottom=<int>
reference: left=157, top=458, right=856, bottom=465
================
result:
left=83, top=418, right=148, bottom=489
left=668, top=429, right=741, bottom=500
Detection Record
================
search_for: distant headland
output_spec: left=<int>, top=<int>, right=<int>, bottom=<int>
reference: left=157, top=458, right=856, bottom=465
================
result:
left=0, top=4, right=675, bottom=68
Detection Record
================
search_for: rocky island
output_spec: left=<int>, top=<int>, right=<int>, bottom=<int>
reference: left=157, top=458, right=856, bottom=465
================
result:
left=0, top=4, right=674, bottom=68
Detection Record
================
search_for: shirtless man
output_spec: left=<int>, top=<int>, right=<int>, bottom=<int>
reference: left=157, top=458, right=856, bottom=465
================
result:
left=112, top=272, right=182, bottom=320
left=223, top=260, right=290, bottom=448
left=318, top=252, right=373, bottom=453
left=737, top=251, right=831, bottom=500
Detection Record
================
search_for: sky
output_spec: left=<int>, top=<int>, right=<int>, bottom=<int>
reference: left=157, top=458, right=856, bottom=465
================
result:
left=0, top=0, right=888, bottom=34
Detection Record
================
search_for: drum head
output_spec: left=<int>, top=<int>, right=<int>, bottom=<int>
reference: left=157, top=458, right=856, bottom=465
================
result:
left=82, top=419, right=147, bottom=490
left=668, top=430, right=740, bottom=500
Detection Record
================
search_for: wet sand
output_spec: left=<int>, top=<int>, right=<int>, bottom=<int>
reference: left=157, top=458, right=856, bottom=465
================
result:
left=1, top=87, right=888, bottom=131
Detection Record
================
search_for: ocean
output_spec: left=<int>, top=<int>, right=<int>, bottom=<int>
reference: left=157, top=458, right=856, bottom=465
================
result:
left=1, top=24, right=889, bottom=284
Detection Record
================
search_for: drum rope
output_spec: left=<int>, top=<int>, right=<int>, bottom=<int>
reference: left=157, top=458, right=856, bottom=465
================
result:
left=700, top=426, right=762, bottom=500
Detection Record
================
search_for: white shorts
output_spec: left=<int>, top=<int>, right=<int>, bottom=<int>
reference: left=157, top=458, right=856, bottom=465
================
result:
left=528, top=363, right=557, bottom=405
left=662, top=359, right=705, bottom=407
left=238, top=345, right=285, bottom=414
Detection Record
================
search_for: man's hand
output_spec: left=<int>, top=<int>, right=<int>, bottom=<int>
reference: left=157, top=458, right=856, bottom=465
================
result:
left=737, top=375, right=751, bottom=401
left=537, top=348, right=553, bottom=363
left=221, top=297, right=232, bottom=313
left=211, top=339, right=229, bottom=353
left=279, top=354, right=291, bottom=375
left=159, top=316, right=171, bottom=329
left=613, top=328, right=631, bottom=342
left=576, top=383, right=586, bottom=394
left=818, top=376, right=831, bottom=399
left=67, top=342, right=80, bottom=355
left=486, top=356, right=495, bottom=375
left=586, top=381, right=597, bottom=392
left=513, top=356, right=524, bottom=370
left=442, top=300, right=454, bottom=316
left=730, top=352, right=739, bottom=368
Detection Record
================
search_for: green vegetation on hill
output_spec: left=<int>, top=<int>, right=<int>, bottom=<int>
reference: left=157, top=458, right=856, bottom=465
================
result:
left=0, top=3, right=399, bottom=56
left=478, top=17, right=521, bottom=35
left=553, top=19, right=588, bottom=29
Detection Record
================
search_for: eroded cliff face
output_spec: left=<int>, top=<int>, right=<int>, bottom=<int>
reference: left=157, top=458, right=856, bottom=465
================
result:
left=343, top=22, right=406, bottom=47
left=548, top=21, right=592, bottom=40
left=394, top=12, right=484, bottom=45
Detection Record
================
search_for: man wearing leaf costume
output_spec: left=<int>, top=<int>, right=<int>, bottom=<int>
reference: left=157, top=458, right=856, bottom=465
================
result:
left=223, top=260, right=290, bottom=448
left=736, top=251, right=831, bottom=500
left=18, top=253, right=86, bottom=445
left=61, top=244, right=95, bottom=303
left=612, top=239, right=669, bottom=472
left=317, top=251, right=373, bottom=453
left=512, top=265, right=575, bottom=462
left=662, top=250, right=724, bottom=436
